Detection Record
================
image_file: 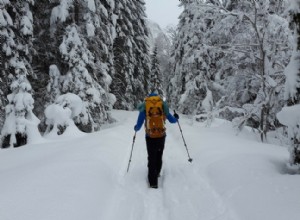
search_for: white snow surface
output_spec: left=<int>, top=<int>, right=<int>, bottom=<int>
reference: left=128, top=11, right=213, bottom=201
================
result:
left=0, top=110, right=299, bottom=220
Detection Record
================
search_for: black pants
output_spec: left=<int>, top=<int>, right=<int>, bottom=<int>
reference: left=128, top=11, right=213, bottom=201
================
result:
left=146, top=136, right=166, bottom=186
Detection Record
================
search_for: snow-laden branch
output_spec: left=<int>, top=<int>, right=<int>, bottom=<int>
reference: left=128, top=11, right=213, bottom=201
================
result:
left=209, top=46, right=263, bottom=61
left=216, top=43, right=260, bottom=48
left=198, top=0, right=263, bottom=47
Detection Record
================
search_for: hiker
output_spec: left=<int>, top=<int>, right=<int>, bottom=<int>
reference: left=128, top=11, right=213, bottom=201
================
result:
left=134, top=93, right=179, bottom=188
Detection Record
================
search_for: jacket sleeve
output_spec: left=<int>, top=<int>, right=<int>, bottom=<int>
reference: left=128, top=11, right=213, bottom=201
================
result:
left=134, top=103, right=146, bottom=131
left=166, top=113, right=177, bottom=123
left=135, top=111, right=145, bottom=131
left=163, top=102, right=177, bottom=123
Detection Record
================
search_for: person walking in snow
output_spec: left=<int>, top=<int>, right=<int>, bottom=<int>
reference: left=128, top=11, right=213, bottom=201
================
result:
left=134, top=93, right=179, bottom=188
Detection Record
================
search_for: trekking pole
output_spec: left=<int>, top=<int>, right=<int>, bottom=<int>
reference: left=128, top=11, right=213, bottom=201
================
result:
left=174, top=110, right=193, bottom=163
left=127, top=131, right=137, bottom=172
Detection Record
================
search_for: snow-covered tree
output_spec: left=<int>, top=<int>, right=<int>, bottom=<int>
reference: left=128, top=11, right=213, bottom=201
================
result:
left=217, top=0, right=291, bottom=141
left=147, top=20, right=173, bottom=92
left=149, top=46, right=164, bottom=96
left=46, top=64, right=62, bottom=104
left=169, top=0, right=224, bottom=116
left=284, top=0, right=300, bottom=106
left=0, top=0, right=12, bottom=131
left=58, top=24, right=109, bottom=131
left=277, top=0, right=300, bottom=169
left=1, top=75, right=41, bottom=148
left=111, top=0, right=150, bottom=110
left=32, top=0, right=116, bottom=132
left=0, top=0, right=37, bottom=148
left=165, top=24, right=178, bottom=46
left=170, top=0, right=291, bottom=140
left=285, top=0, right=300, bottom=106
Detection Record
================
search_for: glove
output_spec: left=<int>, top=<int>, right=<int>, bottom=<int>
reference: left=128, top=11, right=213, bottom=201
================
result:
left=173, top=113, right=179, bottom=120
left=134, top=125, right=139, bottom=131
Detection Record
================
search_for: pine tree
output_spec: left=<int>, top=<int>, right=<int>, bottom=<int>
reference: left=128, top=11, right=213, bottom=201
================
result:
left=149, top=46, right=163, bottom=96
left=111, top=0, right=150, bottom=110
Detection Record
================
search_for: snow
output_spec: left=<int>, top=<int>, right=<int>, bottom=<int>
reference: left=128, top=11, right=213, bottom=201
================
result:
left=44, top=93, right=87, bottom=137
left=86, top=21, right=95, bottom=37
left=107, top=0, right=115, bottom=9
left=21, top=11, right=33, bottom=36
left=45, top=104, right=72, bottom=127
left=1, top=104, right=16, bottom=135
left=277, top=105, right=300, bottom=153
left=277, top=105, right=300, bottom=128
left=202, top=88, right=213, bottom=112
left=55, top=93, right=84, bottom=118
left=99, top=4, right=108, bottom=18
left=84, top=0, right=96, bottom=12
left=0, top=9, right=8, bottom=27
left=284, top=50, right=300, bottom=100
left=0, top=0, right=9, bottom=5
left=0, top=110, right=299, bottom=220
left=289, top=0, right=300, bottom=12
left=50, top=0, right=72, bottom=25
left=23, top=110, right=42, bottom=142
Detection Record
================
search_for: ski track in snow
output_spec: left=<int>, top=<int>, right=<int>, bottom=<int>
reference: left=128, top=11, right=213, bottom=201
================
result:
left=101, top=113, right=239, bottom=220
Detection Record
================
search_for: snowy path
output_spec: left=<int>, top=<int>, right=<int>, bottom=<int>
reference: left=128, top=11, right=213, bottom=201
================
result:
left=0, top=110, right=299, bottom=220
left=101, top=112, right=239, bottom=220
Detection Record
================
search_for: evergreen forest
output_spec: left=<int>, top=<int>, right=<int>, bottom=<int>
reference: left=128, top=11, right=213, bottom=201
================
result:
left=0, top=0, right=300, bottom=167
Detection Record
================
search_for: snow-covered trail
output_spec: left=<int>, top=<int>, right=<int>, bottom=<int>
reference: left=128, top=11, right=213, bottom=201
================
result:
left=101, top=112, right=239, bottom=220
left=0, top=110, right=299, bottom=220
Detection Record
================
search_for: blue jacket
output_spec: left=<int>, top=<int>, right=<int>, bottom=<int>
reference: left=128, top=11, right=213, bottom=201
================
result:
left=134, top=95, right=177, bottom=132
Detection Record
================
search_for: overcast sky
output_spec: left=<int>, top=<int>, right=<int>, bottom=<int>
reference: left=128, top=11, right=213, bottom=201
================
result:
left=144, top=0, right=183, bottom=28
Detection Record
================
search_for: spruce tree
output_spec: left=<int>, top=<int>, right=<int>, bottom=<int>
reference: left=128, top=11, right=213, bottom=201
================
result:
left=0, top=0, right=37, bottom=148
left=281, top=0, right=300, bottom=167
left=149, top=46, right=163, bottom=96
left=147, top=20, right=173, bottom=95
left=32, top=0, right=115, bottom=132
left=169, top=0, right=223, bottom=115
left=111, top=0, right=150, bottom=110
left=31, top=0, right=61, bottom=125
left=0, top=0, right=12, bottom=131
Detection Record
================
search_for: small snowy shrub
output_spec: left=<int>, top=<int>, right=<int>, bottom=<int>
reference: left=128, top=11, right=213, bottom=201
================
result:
left=44, top=93, right=87, bottom=136
left=277, top=105, right=300, bottom=171
left=1, top=76, right=41, bottom=148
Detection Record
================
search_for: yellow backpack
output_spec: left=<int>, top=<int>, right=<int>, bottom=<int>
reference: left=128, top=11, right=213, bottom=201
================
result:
left=144, top=96, right=166, bottom=138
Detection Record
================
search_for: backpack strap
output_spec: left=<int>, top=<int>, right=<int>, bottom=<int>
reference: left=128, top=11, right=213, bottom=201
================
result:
left=162, top=102, right=170, bottom=115
left=137, top=102, right=145, bottom=112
